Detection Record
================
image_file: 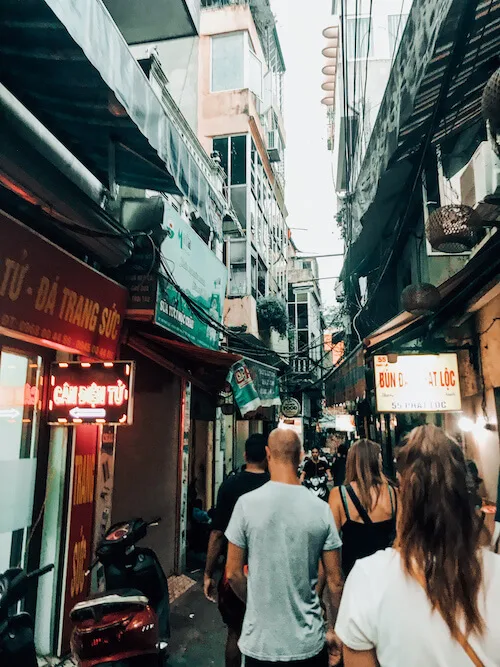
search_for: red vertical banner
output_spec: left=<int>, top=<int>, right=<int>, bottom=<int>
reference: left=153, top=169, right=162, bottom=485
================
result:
left=60, top=425, right=99, bottom=652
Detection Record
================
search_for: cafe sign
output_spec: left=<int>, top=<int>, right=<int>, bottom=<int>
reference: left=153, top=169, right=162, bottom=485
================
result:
left=48, top=361, right=135, bottom=425
left=374, top=353, right=461, bottom=413
left=0, top=212, right=127, bottom=360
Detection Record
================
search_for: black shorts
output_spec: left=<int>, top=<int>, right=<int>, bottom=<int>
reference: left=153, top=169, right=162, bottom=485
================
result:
left=245, top=645, right=328, bottom=666
left=218, top=572, right=246, bottom=633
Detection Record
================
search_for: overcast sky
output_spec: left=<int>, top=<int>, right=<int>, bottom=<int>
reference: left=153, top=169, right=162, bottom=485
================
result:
left=271, top=0, right=344, bottom=307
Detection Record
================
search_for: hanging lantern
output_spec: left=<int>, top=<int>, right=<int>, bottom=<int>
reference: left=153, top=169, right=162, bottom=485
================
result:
left=426, top=205, right=478, bottom=253
left=482, top=68, right=500, bottom=127
left=401, top=283, right=441, bottom=316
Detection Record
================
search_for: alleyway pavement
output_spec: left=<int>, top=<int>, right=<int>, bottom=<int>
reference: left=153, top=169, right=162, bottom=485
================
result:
left=168, top=567, right=226, bottom=666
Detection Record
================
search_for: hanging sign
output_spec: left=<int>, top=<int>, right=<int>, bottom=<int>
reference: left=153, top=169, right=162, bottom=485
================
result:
left=48, top=361, right=135, bottom=425
left=281, top=397, right=301, bottom=418
left=374, top=353, right=461, bottom=413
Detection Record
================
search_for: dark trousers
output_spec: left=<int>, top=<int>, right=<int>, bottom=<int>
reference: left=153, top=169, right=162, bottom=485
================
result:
left=245, top=645, right=328, bottom=666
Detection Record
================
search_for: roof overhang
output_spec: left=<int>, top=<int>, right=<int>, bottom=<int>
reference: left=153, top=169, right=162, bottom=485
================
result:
left=343, top=0, right=500, bottom=278
left=0, top=0, right=222, bottom=236
left=103, top=0, right=200, bottom=44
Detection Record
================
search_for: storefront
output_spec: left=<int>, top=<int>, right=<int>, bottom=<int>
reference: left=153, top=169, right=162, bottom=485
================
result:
left=0, top=210, right=129, bottom=656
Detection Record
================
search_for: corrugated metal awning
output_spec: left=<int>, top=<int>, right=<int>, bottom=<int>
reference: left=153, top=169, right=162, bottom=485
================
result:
left=0, top=0, right=224, bottom=236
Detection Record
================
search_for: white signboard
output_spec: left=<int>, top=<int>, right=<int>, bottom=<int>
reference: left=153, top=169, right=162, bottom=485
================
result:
left=374, top=353, right=462, bottom=413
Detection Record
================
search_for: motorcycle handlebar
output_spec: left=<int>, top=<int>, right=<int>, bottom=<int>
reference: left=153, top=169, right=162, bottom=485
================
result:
left=148, top=517, right=161, bottom=527
left=27, top=564, right=54, bottom=580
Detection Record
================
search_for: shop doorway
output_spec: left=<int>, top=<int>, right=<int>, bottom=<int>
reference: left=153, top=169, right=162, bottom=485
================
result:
left=0, top=339, right=46, bottom=572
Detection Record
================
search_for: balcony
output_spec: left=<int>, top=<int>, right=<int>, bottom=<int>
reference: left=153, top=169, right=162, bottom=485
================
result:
left=104, top=0, right=200, bottom=44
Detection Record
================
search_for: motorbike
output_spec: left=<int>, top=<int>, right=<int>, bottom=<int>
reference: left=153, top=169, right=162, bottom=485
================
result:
left=0, top=562, right=54, bottom=667
left=305, top=474, right=329, bottom=501
left=70, top=517, right=170, bottom=667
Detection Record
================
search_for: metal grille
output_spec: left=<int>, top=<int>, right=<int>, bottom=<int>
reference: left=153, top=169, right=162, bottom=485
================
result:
left=401, top=283, right=441, bottom=315
left=426, top=205, right=478, bottom=253
left=482, top=67, right=500, bottom=127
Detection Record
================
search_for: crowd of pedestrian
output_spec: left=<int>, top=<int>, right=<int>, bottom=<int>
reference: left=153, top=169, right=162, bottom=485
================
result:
left=204, top=425, right=500, bottom=666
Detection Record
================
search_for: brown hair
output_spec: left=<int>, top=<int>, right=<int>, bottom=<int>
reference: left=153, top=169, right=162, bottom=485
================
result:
left=345, top=439, right=387, bottom=512
left=395, top=424, right=484, bottom=639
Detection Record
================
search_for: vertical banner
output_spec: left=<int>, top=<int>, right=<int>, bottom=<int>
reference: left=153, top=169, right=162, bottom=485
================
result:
left=91, top=425, right=116, bottom=592
left=177, top=381, right=191, bottom=573
left=60, top=425, right=98, bottom=652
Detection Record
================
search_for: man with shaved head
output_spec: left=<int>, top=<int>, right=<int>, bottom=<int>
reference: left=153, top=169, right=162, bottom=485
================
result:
left=225, top=428, right=343, bottom=666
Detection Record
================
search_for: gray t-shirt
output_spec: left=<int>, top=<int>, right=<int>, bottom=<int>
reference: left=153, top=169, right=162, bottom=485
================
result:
left=225, top=481, right=342, bottom=662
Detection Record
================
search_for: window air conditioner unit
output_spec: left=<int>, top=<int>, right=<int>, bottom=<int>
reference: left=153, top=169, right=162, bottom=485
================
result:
left=267, top=129, right=282, bottom=163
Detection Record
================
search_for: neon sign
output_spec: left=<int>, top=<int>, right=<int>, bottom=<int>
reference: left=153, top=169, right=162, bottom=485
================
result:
left=48, top=361, right=135, bottom=425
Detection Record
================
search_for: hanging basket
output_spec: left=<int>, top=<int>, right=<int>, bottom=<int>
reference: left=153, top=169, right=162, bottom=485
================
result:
left=426, top=205, right=478, bottom=253
left=401, top=283, right=441, bottom=316
left=482, top=68, right=500, bottom=127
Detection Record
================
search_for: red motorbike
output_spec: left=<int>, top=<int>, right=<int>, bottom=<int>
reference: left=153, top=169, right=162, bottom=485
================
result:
left=70, top=518, right=170, bottom=666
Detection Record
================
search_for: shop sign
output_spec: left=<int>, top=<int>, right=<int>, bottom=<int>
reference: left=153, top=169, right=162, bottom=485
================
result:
left=0, top=212, right=127, bottom=360
left=374, top=353, right=462, bottom=413
left=281, top=396, right=301, bottom=418
left=60, top=425, right=98, bottom=652
left=48, top=361, right=135, bottom=425
left=246, top=360, right=281, bottom=408
left=228, top=360, right=281, bottom=417
left=155, top=201, right=228, bottom=350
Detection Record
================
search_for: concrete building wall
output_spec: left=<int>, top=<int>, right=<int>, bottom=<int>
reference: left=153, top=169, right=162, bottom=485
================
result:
left=113, top=349, right=181, bottom=576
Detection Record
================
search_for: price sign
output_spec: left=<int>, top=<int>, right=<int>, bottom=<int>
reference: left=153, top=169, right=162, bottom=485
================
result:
left=48, top=361, right=135, bottom=425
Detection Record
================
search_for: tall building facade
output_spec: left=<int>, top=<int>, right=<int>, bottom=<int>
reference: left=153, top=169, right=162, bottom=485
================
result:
left=198, top=0, right=289, bottom=351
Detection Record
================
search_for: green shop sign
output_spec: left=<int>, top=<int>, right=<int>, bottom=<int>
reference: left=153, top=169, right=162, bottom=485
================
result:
left=155, top=202, right=228, bottom=350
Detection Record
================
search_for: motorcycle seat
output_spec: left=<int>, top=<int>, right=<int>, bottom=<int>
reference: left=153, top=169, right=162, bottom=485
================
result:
left=70, top=589, right=149, bottom=621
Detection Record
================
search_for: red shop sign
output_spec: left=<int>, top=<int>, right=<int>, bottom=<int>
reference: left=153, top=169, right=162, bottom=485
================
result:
left=60, top=425, right=99, bottom=653
left=0, top=211, right=128, bottom=360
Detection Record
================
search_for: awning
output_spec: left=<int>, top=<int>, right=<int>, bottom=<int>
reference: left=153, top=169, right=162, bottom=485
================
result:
left=345, top=0, right=500, bottom=274
left=125, top=326, right=241, bottom=394
left=325, top=346, right=366, bottom=407
left=364, top=230, right=500, bottom=352
left=0, top=0, right=224, bottom=235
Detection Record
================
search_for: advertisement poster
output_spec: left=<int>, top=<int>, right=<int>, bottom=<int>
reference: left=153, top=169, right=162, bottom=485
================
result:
left=60, top=426, right=98, bottom=652
left=91, top=425, right=116, bottom=592
left=0, top=212, right=127, bottom=360
left=155, top=202, right=228, bottom=350
left=374, top=353, right=462, bottom=413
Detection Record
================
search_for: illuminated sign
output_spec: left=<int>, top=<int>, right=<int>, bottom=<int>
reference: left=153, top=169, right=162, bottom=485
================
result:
left=48, top=362, right=135, bottom=425
left=374, top=353, right=462, bottom=413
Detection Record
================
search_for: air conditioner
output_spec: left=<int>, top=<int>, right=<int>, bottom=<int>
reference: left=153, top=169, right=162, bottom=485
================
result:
left=267, top=129, right=282, bottom=163
left=448, top=141, right=500, bottom=208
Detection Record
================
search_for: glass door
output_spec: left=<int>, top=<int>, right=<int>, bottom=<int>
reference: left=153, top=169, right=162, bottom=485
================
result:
left=0, top=342, right=43, bottom=571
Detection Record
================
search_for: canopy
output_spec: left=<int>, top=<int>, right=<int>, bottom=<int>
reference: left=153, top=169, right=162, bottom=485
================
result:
left=0, top=0, right=223, bottom=236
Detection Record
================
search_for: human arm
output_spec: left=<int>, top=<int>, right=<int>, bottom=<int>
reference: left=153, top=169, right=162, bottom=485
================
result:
left=204, top=529, right=225, bottom=602
left=226, top=542, right=248, bottom=603
left=322, top=548, right=343, bottom=626
left=343, top=647, right=379, bottom=667
left=329, top=486, right=344, bottom=531
left=300, top=470, right=306, bottom=484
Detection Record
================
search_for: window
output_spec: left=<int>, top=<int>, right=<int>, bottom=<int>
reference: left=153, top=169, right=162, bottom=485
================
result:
left=302, top=260, right=312, bottom=270
left=297, top=303, right=308, bottom=329
left=345, top=17, right=373, bottom=60
left=211, top=32, right=245, bottom=92
left=230, top=135, right=247, bottom=186
left=249, top=50, right=262, bottom=99
left=213, top=137, right=229, bottom=185
left=388, top=14, right=408, bottom=58
left=213, top=135, right=248, bottom=228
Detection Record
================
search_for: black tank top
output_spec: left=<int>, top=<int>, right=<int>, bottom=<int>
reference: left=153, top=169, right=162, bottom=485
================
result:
left=340, top=484, right=397, bottom=577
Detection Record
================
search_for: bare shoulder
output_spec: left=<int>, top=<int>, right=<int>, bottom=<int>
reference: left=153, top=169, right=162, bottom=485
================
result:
left=329, top=485, right=341, bottom=507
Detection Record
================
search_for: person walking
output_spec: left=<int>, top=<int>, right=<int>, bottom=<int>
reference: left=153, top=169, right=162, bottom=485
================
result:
left=335, top=424, right=500, bottom=666
left=204, top=433, right=270, bottom=667
left=331, top=443, right=347, bottom=487
left=329, top=439, right=397, bottom=577
left=301, top=446, right=333, bottom=502
left=225, top=428, right=343, bottom=666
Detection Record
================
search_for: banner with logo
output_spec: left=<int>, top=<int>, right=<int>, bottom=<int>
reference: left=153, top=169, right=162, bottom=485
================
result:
left=228, top=360, right=280, bottom=416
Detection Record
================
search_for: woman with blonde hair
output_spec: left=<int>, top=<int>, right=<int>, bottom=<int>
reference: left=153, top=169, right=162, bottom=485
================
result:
left=329, top=439, right=397, bottom=577
left=335, top=424, right=500, bottom=666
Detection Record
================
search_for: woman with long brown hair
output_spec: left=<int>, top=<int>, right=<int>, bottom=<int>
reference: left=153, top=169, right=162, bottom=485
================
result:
left=335, top=425, right=500, bottom=666
left=329, top=439, right=397, bottom=577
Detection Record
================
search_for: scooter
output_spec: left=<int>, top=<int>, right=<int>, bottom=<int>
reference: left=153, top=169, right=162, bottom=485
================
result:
left=70, top=517, right=170, bottom=666
left=0, top=562, right=54, bottom=667
left=305, top=474, right=329, bottom=501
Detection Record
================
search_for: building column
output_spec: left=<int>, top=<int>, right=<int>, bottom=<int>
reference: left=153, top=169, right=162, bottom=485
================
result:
left=177, top=380, right=191, bottom=573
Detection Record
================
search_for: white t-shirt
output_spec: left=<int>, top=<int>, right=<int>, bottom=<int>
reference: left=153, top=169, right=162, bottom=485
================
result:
left=336, top=548, right=500, bottom=666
